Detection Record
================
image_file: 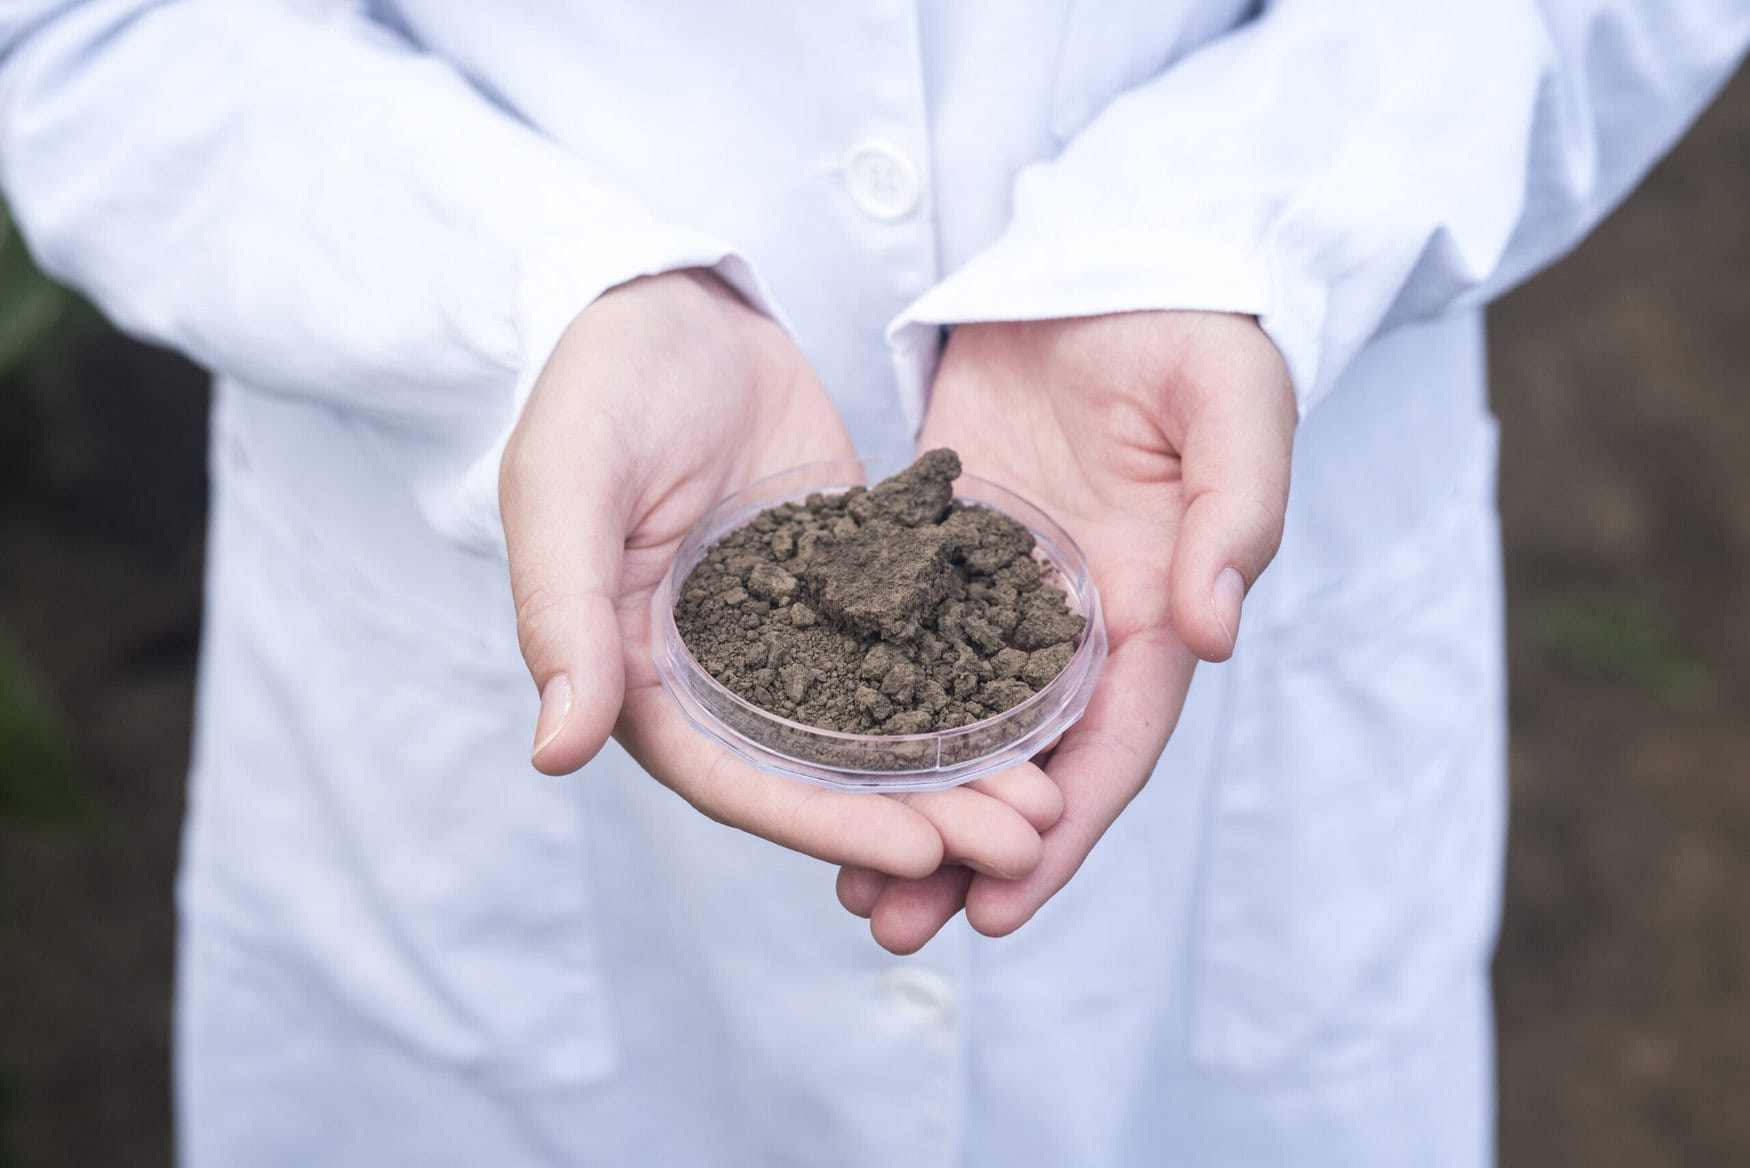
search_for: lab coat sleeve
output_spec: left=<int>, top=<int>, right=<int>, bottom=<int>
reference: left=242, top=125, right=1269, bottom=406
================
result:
left=891, top=0, right=1750, bottom=418
left=0, top=0, right=779, bottom=552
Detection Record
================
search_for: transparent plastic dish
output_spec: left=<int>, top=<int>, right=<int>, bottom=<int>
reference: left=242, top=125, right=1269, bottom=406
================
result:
left=650, top=457, right=1107, bottom=792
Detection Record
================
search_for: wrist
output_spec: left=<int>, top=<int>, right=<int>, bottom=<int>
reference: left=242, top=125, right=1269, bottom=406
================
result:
left=584, top=266, right=784, bottom=373
left=941, top=311, right=1289, bottom=414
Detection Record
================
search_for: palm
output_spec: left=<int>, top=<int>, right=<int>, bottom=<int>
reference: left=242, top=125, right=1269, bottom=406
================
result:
left=923, top=365, right=1187, bottom=657
left=506, top=271, right=1061, bottom=886
left=838, top=312, right=1293, bottom=950
left=612, top=344, right=854, bottom=711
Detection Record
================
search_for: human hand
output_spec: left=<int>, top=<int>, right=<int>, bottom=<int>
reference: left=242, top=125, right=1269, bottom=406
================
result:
left=836, top=311, right=1295, bottom=949
left=501, top=270, right=1061, bottom=882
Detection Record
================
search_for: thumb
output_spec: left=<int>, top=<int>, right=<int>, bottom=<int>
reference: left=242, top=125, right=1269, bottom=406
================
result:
left=1167, top=354, right=1295, bottom=663
left=501, top=427, right=629, bottom=776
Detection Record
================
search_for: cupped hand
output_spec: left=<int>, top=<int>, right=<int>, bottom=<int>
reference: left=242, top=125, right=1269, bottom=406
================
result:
left=837, top=311, right=1296, bottom=950
left=501, top=270, right=1061, bottom=883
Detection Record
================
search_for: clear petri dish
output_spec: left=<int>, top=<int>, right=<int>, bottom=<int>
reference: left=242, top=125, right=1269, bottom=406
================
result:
left=650, top=457, right=1108, bottom=792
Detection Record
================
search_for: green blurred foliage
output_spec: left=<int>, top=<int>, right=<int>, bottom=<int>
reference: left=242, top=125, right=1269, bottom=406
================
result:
left=0, top=201, right=77, bottom=386
left=0, top=203, right=89, bottom=825
left=0, top=198, right=82, bottom=1164
left=0, top=631, right=87, bottom=826
left=1531, top=597, right=1709, bottom=705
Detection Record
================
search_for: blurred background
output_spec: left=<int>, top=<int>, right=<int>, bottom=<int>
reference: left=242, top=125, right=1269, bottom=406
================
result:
left=1, top=68, right=1746, bottom=1168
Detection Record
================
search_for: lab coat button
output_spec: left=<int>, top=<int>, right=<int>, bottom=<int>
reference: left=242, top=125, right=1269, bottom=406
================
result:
left=845, top=140, right=921, bottom=221
left=881, top=966, right=955, bottom=1024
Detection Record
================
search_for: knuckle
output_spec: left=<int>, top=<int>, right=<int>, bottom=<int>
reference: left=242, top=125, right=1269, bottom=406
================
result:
left=682, top=750, right=742, bottom=829
left=1232, top=490, right=1287, bottom=569
left=512, top=580, right=578, bottom=661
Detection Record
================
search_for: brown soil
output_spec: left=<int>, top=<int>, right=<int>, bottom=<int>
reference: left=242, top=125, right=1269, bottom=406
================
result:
left=673, top=449, right=1085, bottom=735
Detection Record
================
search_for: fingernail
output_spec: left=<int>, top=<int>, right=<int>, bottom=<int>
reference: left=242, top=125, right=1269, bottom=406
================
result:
left=532, top=674, right=573, bottom=761
left=1211, top=567, right=1245, bottom=653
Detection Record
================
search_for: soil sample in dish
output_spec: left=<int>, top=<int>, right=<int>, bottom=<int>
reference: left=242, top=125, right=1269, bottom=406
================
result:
left=673, top=449, right=1086, bottom=735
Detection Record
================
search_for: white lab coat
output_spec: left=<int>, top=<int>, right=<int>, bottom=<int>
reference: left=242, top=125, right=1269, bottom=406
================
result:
left=2, top=2, right=1744, bottom=1164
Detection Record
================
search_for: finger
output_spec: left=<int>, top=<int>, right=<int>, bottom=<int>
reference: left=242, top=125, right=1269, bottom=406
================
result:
left=501, top=391, right=632, bottom=776
left=1167, top=344, right=1295, bottom=663
left=965, top=630, right=1194, bottom=937
left=836, top=865, right=887, bottom=919
left=965, top=762, right=1065, bottom=833
left=871, top=866, right=976, bottom=956
left=618, top=684, right=944, bottom=878
left=890, top=785, right=1045, bottom=880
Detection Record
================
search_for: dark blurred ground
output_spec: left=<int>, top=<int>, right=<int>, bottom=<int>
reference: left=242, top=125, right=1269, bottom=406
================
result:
left=1, top=68, right=1747, bottom=1168
left=0, top=332, right=204, bottom=1167
left=1491, top=68, right=1750, bottom=1166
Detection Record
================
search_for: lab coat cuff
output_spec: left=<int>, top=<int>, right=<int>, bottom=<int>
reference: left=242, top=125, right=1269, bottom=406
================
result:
left=886, top=228, right=1325, bottom=427
left=426, top=232, right=790, bottom=558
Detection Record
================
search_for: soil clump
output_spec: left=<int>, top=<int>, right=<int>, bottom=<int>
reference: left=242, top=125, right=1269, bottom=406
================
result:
left=674, top=449, right=1085, bottom=734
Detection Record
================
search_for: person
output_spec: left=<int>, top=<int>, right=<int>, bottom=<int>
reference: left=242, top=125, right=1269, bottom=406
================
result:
left=1, top=1, right=1745, bottom=1164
